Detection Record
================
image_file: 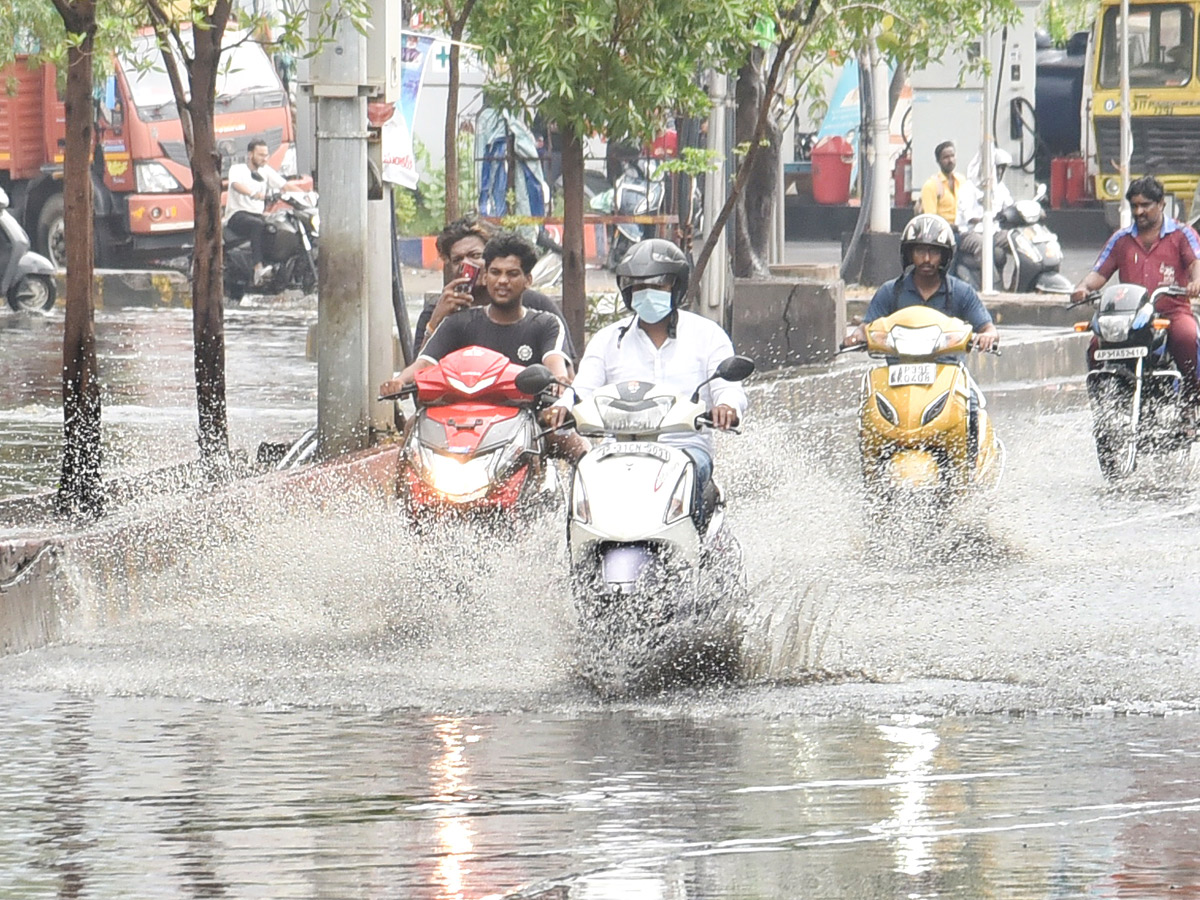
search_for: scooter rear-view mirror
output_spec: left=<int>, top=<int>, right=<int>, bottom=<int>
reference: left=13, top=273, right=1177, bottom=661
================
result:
left=691, top=355, right=755, bottom=402
left=515, top=364, right=558, bottom=396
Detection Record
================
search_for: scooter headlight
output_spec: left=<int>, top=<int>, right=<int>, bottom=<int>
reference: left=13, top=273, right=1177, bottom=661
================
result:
left=889, top=324, right=943, bottom=357
left=1098, top=313, right=1135, bottom=342
left=921, top=390, right=951, bottom=425
left=875, top=392, right=899, bottom=425
left=571, top=474, right=591, bottom=524
left=424, top=452, right=492, bottom=499
left=663, top=467, right=693, bottom=525
left=934, top=329, right=968, bottom=352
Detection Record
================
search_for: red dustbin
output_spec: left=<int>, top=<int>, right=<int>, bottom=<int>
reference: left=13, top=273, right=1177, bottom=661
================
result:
left=811, top=135, right=854, bottom=205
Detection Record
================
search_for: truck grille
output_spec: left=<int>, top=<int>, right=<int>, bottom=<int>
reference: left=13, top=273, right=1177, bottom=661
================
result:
left=1095, top=116, right=1200, bottom=173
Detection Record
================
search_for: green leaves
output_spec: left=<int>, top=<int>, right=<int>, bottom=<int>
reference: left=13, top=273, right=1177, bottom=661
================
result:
left=465, top=0, right=758, bottom=145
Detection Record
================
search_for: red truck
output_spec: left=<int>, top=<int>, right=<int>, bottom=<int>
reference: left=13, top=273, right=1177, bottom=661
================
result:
left=0, top=30, right=296, bottom=270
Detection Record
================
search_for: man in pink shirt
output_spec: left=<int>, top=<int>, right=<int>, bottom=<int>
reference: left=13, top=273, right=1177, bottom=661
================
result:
left=1071, top=176, right=1200, bottom=412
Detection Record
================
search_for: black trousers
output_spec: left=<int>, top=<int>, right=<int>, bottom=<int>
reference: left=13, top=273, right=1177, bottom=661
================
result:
left=227, top=211, right=268, bottom=266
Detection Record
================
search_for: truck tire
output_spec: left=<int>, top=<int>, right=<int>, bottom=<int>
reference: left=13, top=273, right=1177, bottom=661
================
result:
left=6, top=273, right=57, bottom=312
left=36, top=195, right=66, bottom=270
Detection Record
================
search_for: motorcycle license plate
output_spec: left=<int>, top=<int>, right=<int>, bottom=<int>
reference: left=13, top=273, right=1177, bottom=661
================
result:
left=1094, top=346, right=1148, bottom=360
left=887, top=363, right=937, bottom=386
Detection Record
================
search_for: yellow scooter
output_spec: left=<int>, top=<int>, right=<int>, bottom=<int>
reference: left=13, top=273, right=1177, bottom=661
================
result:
left=850, top=306, right=1004, bottom=495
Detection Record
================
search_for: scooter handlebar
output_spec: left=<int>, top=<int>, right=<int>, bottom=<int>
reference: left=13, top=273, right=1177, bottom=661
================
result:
left=695, top=413, right=741, bottom=434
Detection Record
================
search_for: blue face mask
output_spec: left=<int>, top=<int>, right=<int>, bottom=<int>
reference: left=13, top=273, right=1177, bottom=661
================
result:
left=631, top=288, right=673, bottom=323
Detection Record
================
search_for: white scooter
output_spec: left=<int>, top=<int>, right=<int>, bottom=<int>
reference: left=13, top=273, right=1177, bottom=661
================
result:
left=0, top=187, right=56, bottom=312
left=517, top=355, right=755, bottom=693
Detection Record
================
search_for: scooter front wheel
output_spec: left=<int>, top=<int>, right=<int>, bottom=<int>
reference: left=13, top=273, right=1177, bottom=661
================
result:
left=7, top=273, right=56, bottom=312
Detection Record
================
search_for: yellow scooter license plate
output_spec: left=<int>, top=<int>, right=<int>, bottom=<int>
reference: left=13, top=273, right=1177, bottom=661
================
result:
left=887, top=363, right=937, bottom=386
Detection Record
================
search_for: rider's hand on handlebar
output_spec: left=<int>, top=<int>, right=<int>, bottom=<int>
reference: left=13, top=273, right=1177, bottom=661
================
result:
left=973, top=330, right=999, bottom=353
left=840, top=324, right=867, bottom=349
left=1187, top=278, right=1200, bottom=299
left=541, top=406, right=569, bottom=430
left=709, top=404, right=740, bottom=430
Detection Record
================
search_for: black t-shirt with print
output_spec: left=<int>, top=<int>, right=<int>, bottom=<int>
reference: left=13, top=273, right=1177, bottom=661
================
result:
left=412, top=289, right=576, bottom=360
left=419, top=306, right=568, bottom=368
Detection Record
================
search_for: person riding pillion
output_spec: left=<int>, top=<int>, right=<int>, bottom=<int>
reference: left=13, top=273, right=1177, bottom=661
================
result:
left=843, top=214, right=999, bottom=352
left=543, top=239, right=747, bottom=514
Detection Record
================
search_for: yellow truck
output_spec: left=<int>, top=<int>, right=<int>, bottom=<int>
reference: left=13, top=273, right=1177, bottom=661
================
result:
left=1086, top=0, right=1200, bottom=212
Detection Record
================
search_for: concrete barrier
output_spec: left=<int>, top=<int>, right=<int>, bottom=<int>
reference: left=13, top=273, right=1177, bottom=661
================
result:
left=847, top=292, right=1091, bottom=329
left=0, top=444, right=401, bottom=656
left=53, top=269, right=191, bottom=309
left=732, top=276, right=845, bottom=367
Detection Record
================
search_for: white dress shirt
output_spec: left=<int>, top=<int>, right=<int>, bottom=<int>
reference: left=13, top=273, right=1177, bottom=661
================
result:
left=566, top=310, right=749, bottom=457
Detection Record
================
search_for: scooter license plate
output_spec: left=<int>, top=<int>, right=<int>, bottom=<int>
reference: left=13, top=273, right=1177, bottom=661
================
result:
left=1094, top=346, right=1148, bottom=360
left=887, top=363, right=937, bottom=386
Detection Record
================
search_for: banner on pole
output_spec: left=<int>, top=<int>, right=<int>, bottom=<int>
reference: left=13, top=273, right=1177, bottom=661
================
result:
left=382, top=34, right=434, bottom=188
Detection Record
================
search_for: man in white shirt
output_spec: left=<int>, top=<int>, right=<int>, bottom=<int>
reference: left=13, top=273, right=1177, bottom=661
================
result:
left=956, top=147, right=1015, bottom=286
left=224, top=139, right=288, bottom=285
left=544, top=239, right=748, bottom=520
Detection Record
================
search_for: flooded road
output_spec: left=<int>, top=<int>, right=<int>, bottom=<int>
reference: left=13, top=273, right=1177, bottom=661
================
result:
left=3, top=305, right=1200, bottom=897
left=0, top=302, right=317, bottom=497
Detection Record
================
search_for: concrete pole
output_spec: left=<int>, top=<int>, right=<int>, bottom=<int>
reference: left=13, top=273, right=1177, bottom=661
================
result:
left=367, top=197, right=395, bottom=434
left=981, top=28, right=996, bottom=296
left=869, top=47, right=891, bottom=234
left=1119, top=0, right=1132, bottom=228
left=311, top=14, right=370, bottom=458
left=700, top=71, right=729, bottom=325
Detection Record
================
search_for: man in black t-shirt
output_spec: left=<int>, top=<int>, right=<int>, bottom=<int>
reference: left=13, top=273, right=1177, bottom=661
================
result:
left=413, top=215, right=575, bottom=362
left=381, top=232, right=572, bottom=393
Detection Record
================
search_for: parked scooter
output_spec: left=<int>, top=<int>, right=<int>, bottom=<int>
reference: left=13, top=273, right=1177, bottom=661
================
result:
left=517, top=355, right=755, bottom=693
left=590, top=158, right=666, bottom=269
left=845, top=306, right=1004, bottom=497
left=223, top=187, right=319, bottom=306
left=1072, top=284, right=1197, bottom=480
left=382, top=345, right=559, bottom=523
left=0, top=187, right=56, bottom=312
left=955, top=191, right=1073, bottom=294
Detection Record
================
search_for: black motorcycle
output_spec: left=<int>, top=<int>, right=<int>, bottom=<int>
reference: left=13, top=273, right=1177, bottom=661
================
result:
left=223, top=188, right=319, bottom=306
left=1076, top=283, right=1197, bottom=479
left=0, top=187, right=56, bottom=312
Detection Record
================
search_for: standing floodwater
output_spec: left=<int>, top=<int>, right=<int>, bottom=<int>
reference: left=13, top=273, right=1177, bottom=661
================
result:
left=3, top=307, right=1200, bottom=897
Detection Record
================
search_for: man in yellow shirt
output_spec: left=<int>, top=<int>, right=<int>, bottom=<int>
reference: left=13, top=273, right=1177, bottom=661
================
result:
left=919, top=141, right=966, bottom=228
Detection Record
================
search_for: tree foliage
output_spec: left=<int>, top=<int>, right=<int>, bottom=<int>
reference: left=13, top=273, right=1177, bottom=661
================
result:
left=693, top=0, right=1022, bottom=296
left=467, top=0, right=760, bottom=349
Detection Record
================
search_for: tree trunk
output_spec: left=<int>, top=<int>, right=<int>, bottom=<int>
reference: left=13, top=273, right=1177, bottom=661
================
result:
left=442, top=0, right=478, bottom=226
left=559, top=124, right=587, bottom=357
left=733, top=51, right=779, bottom=279
left=188, top=18, right=230, bottom=463
left=55, top=5, right=103, bottom=517
left=444, top=25, right=462, bottom=224
left=690, top=34, right=794, bottom=304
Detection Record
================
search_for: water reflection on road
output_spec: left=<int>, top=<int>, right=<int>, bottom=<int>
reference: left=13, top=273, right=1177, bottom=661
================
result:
left=2, top=692, right=1200, bottom=898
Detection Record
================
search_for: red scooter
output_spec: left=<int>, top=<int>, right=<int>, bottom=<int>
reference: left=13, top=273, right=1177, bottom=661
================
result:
left=392, top=346, right=559, bottom=520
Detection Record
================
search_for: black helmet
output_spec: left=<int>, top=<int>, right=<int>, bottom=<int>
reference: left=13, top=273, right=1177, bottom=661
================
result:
left=900, top=213, right=956, bottom=272
left=615, top=238, right=690, bottom=310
